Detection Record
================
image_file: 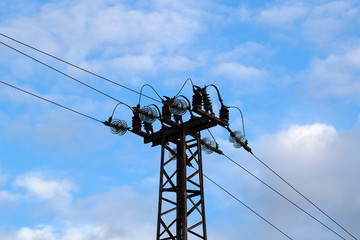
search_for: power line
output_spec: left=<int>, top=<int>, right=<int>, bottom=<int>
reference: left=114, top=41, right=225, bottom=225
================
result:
left=0, top=40, right=133, bottom=109
left=0, top=80, right=102, bottom=123
left=201, top=171, right=293, bottom=240
left=0, top=32, right=161, bottom=104
left=221, top=153, right=346, bottom=240
left=251, top=152, right=358, bottom=240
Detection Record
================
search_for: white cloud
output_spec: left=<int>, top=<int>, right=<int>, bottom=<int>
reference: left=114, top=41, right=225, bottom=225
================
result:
left=14, top=172, right=75, bottom=200
left=265, top=123, right=337, bottom=158
left=254, top=123, right=360, bottom=235
left=243, top=1, right=360, bottom=47
left=202, top=123, right=360, bottom=239
left=16, top=226, right=57, bottom=240
left=308, top=46, right=360, bottom=97
left=213, top=62, right=266, bottom=80
left=0, top=183, right=156, bottom=240
left=0, top=0, right=205, bottom=82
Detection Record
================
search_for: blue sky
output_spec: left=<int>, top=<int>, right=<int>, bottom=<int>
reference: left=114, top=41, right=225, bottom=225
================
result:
left=0, top=0, right=359, bottom=239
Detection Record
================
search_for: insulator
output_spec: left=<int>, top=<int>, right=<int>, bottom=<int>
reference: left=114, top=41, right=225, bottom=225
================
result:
left=201, top=88, right=213, bottom=113
left=219, top=105, right=229, bottom=122
left=229, top=130, right=246, bottom=148
left=139, top=106, right=158, bottom=123
left=168, top=148, right=177, bottom=160
left=192, top=87, right=202, bottom=110
left=170, top=98, right=188, bottom=116
left=201, top=137, right=216, bottom=154
left=132, top=112, right=142, bottom=131
left=109, top=119, right=128, bottom=136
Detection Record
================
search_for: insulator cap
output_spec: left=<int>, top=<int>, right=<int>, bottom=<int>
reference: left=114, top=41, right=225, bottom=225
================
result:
left=139, top=106, right=158, bottom=123
left=110, top=119, right=128, bottom=136
left=170, top=98, right=188, bottom=116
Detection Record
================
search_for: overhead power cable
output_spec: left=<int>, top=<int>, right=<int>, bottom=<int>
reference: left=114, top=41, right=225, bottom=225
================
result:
left=0, top=80, right=102, bottom=123
left=220, top=153, right=346, bottom=240
left=0, top=32, right=161, bottom=104
left=250, top=152, right=358, bottom=240
left=201, top=171, right=293, bottom=240
left=0, top=40, right=131, bottom=109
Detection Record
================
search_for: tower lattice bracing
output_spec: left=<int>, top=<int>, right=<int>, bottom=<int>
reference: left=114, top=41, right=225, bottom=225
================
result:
left=157, top=129, right=207, bottom=240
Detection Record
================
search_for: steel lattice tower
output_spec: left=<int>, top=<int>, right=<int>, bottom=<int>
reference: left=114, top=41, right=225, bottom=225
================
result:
left=129, top=87, right=228, bottom=240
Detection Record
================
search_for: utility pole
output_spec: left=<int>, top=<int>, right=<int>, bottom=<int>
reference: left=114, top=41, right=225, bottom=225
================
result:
left=127, top=86, right=229, bottom=240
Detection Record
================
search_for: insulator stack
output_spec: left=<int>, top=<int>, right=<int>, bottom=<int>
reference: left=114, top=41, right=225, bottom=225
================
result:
left=192, top=86, right=202, bottom=111
left=139, top=106, right=158, bottom=123
left=201, top=88, right=213, bottom=114
left=109, top=119, right=128, bottom=136
left=228, top=130, right=246, bottom=149
left=201, top=137, right=217, bottom=154
left=132, top=112, right=142, bottom=131
left=219, top=105, right=229, bottom=122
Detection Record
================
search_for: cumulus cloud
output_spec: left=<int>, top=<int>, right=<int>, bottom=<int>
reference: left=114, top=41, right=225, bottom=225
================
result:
left=0, top=0, right=206, bottom=83
left=15, top=173, right=75, bottom=200
left=202, top=123, right=360, bottom=239
left=0, top=170, right=156, bottom=240
left=253, top=123, right=360, bottom=238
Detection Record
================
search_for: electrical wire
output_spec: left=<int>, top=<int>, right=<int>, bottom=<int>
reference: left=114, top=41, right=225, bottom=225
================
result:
left=110, top=102, right=133, bottom=119
left=0, top=80, right=102, bottom=123
left=138, top=84, right=163, bottom=106
left=228, top=106, right=246, bottom=137
left=0, top=40, right=132, bottom=109
left=175, top=78, right=194, bottom=97
left=251, top=152, right=358, bottom=240
left=201, top=171, right=293, bottom=240
left=221, top=153, right=346, bottom=240
left=0, top=32, right=161, bottom=104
